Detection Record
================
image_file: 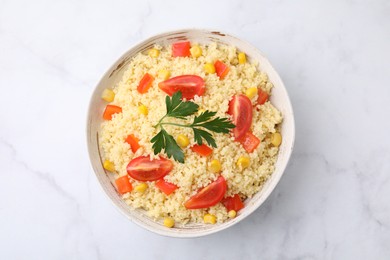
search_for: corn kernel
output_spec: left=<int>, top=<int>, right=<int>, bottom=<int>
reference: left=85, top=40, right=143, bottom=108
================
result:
left=228, top=210, right=237, bottom=218
left=163, top=217, right=175, bottom=228
left=101, top=89, right=115, bottom=102
left=134, top=183, right=148, bottom=193
left=190, top=45, right=202, bottom=58
left=209, top=159, right=222, bottom=173
left=158, top=69, right=171, bottom=80
left=204, top=63, right=216, bottom=74
left=176, top=134, right=190, bottom=148
left=237, top=156, right=250, bottom=169
left=103, top=160, right=115, bottom=172
left=238, top=52, right=247, bottom=64
left=138, top=104, right=148, bottom=115
left=245, top=87, right=258, bottom=99
left=203, top=214, right=217, bottom=224
left=148, top=48, right=160, bottom=58
left=270, top=132, right=282, bottom=147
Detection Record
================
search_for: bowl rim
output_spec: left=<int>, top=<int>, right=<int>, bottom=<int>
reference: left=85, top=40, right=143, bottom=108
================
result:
left=86, top=28, right=295, bottom=238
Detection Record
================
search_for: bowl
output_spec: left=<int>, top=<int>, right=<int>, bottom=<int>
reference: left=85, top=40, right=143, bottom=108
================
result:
left=86, top=29, right=295, bottom=237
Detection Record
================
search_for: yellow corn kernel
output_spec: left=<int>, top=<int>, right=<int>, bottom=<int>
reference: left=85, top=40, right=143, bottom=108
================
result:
left=163, top=217, right=175, bottom=228
left=158, top=69, right=171, bottom=80
left=101, top=89, right=115, bottom=102
left=238, top=52, right=247, bottom=64
left=204, top=63, right=216, bottom=74
left=103, top=160, right=115, bottom=172
left=190, top=45, right=202, bottom=58
left=237, top=156, right=250, bottom=169
left=270, top=132, right=282, bottom=147
left=203, top=214, right=217, bottom=224
left=134, top=183, right=148, bottom=193
left=228, top=210, right=237, bottom=218
left=245, top=87, right=258, bottom=99
left=209, top=159, right=222, bottom=173
left=138, top=104, right=148, bottom=115
left=148, top=48, right=160, bottom=58
left=176, top=134, right=190, bottom=148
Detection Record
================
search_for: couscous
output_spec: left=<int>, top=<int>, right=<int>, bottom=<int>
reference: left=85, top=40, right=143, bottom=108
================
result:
left=99, top=41, right=283, bottom=226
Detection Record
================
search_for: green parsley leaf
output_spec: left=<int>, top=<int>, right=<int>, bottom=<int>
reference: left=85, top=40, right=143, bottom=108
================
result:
left=192, top=112, right=235, bottom=133
left=152, top=92, right=235, bottom=163
left=193, top=128, right=217, bottom=148
left=150, top=130, right=165, bottom=154
left=151, top=128, right=184, bottom=163
left=192, top=110, right=217, bottom=124
left=166, top=92, right=199, bottom=118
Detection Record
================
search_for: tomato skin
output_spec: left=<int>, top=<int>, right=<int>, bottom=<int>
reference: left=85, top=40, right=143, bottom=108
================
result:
left=125, top=134, right=140, bottom=153
left=222, top=194, right=244, bottom=212
left=172, top=41, right=191, bottom=57
left=155, top=179, right=178, bottom=195
left=127, top=156, right=173, bottom=181
left=137, top=73, right=154, bottom=94
left=115, top=175, right=133, bottom=195
left=103, top=105, right=122, bottom=120
left=214, top=60, right=229, bottom=79
left=228, top=95, right=253, bottom=140
left=184, top=176, right=227, bottom=209
left=190, top=144, right=213, bottom=157
left=238, top=131, right=260, bottom=153
left=158, top=75, right=205, bottom=99
left=257, top=88, right=269, bottom=105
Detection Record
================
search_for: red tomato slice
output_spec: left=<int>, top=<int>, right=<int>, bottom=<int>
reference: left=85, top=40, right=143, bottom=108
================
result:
left=238, top=131, right=260, bottom=153
left=125, top=134, right=141, bottom=153
left=158, top=75, right=205, bottom=99
left=172, top=41, right=191, bottom=57
left=103, top=105, right=122, bottom=120
left=127, top=156, right=173, bottom=181
left=257, top=88, right=269, bottom=105
left=115, top=175, right=133, bottom=195
left=137, top=73, right=154, bottom=94
left=214, top=60, right=229, bottom=79
left=184, top=176, right=227, bottom=209
left=155, top=179, right=178, bottom=195
left=228, top=95, right=253, bottom=140
left=221, top=194, right=244, bottom=212
left=190, top=144, right=213, bottom=157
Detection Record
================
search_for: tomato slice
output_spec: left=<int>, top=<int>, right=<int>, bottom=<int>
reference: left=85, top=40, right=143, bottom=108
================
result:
left=214, top=60, right=229, bottom=79
left=115, top=175, right=133, bottom=195
left=221, top=194, right=244, bottom=212
left=257, top=88, right=269, bottom=105
left=137, top=73, right=154, bottom=94
left=238, top=131, right=260, bottom=153
left=184, top=176, right=227, bottom=209
left=172, top=41, right=191, bottom=57
left=228, top=95, right=253, bottom=140
left=155, top=179, right=178, bottom=195
left=158, top=75, right=205, bottom=99
left=127, top=156, right=173, bottom=181
left=103, top=105, right=122, bottom=120
left=125, top=134, right=140, bottom=153
left=190, top=144, right=213, bottom=157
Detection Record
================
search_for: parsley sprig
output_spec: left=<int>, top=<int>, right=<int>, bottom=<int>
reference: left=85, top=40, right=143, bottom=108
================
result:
left=151, top=92, right=235, bottom=163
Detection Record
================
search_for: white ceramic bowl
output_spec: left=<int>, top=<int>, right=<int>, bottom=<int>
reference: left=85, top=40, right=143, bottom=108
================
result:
left=86, top=29, right=295, bottom=237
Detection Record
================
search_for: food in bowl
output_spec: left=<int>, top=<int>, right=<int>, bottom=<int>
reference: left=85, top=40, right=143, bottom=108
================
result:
left=99, top=41, right=283, bottom=227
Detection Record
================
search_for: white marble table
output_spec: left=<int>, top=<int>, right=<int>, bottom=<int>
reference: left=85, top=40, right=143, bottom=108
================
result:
left=1, top=0, right=389, bottom=259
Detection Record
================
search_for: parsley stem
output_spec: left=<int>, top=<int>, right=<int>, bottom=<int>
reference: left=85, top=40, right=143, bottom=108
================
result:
left=154, top=115, right=167, bottom=128
left=160, top=122, right=193, bottom=128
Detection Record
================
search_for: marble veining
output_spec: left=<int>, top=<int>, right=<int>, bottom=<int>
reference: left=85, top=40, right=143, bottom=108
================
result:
left=0, top=0, right=389, bottom=259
